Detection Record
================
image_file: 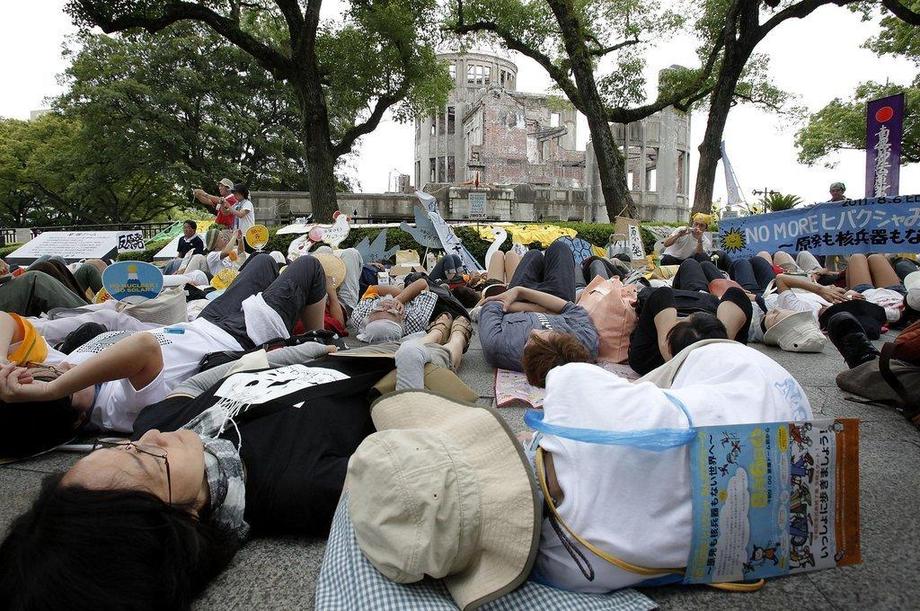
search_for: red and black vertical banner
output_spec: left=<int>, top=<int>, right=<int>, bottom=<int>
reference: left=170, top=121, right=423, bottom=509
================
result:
left=865, top=93, right=905, bottom=198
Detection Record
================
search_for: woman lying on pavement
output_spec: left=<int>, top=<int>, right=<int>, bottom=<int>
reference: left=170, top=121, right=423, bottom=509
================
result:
left=0, top=254, right=327, bottom=444
left=342, top=341, right=812, bottom=609
left=0, top=327, right=481, bottom=607
left=478, top=240, right=599, bottom=385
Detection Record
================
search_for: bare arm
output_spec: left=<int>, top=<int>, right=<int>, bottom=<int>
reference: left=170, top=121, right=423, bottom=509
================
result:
left=484, top=286, right=568, bottom=314
left=326, top=278, right=345, bottom=327
left=0, top=312, right=23, bottom=363
left=397, top=279, right=429, bottom=304
left=662, top=228, right=687, bottom=248
left=775, top=274, right=857, bottom=304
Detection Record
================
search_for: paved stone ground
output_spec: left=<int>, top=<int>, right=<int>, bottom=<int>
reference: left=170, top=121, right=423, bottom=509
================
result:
left=2, top=328, right=918, bottom=610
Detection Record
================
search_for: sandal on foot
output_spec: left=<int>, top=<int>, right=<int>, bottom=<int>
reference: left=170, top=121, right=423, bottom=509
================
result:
left=427, top=313, right=453, bottom=343
left=450, top=316, right=474, bottom=353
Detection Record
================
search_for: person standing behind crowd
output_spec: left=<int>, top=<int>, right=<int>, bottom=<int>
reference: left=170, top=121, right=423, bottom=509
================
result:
left=229, top=184, right=255, bottom=234
left=660, top=213, right=713, bottom=265
left=829, top=182, right=847, bottom=202
left=192, top=178, right=237, bottom=228
left=177, top=220, right=205, bottom=258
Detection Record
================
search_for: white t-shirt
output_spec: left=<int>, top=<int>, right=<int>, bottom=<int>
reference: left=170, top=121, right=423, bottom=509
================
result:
left=534, top=343, right=812, bottom=592
left=662, top=228, right=711, bottom=260
left=764, top=289, right=829, bottom=320
left=206, top=250, right=246, bottom=277
left=861, top=287, right=905, bottom=322
left=64, top=318, right=242, bottom=432
left=234, top=199, right=255, bottom=233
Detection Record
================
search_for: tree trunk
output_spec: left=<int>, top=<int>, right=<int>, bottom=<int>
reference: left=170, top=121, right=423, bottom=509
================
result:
left=546, top=0, right=636, bottom=220
left=293, top=78, right=339, bottom=222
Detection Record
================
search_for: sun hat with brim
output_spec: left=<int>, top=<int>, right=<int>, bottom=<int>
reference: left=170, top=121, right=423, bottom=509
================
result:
left=218, top=177, right=234, bottom=189
left=818, top=299, right=887, bottom=340
left=313, top=253, right=346, bottom=290
left=762, top=310, right=826, bottom=352
left=906, top=271, right=920, bottom=311
left=346, top=390, right=540, bottom=611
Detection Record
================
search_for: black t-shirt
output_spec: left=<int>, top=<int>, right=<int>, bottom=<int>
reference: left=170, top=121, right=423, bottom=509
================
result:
left=177, top=235, right=206, bottom=258
left=133, top=355, right=393, bottom=536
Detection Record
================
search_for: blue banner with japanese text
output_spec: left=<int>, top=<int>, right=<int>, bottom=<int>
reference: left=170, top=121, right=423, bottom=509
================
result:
left=717, top=195, right=920, bottom=258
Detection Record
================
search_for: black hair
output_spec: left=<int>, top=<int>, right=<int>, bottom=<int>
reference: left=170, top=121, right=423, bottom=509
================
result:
left=307, top=241, right=330, bottom=253
left=451, top=285, right=481, bottom=308
left=0, top=391, right=78, bottom=461
left=231, top=183, right=249, bottom=199
left=184, top=220, right=197, bottom=231
left=0, top=474, right=240, bottom=610
left=667, top=312, right=728, bottom=356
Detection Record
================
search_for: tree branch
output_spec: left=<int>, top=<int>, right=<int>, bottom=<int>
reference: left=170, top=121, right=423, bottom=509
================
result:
left=758, top=0, right=860, bottom=39
left=332, top=85, right=408, bottom=157
left=451, top=6, right=584, bottom=110
left=589, top=37, right=642, bottom=57
left=881, top=0, right=920, bottom=24
left=72, top=0, right=294, bottom=79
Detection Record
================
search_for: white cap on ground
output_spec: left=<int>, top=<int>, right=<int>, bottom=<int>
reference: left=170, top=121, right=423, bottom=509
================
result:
left=762, top=310, right=826, bottom=353
left=905, top=271, right=920, bottom=311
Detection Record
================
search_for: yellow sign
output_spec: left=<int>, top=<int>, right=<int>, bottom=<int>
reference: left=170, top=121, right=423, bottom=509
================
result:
left=245, top=224, right=270, bottom=250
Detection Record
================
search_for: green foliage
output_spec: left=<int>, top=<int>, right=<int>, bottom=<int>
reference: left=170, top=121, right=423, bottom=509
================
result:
left=115, top=239, right=172, bottom=262
left=0, top=245, right=22, bottom=259
left=795, top=78, right=919, bottom=166
left=858, top=0, right=920, bottom=64
left=759, top=193, right=803, bottom=212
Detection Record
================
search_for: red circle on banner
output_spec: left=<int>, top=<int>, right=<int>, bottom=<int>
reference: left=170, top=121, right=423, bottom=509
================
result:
left=875, top=106, right=894, bottom=123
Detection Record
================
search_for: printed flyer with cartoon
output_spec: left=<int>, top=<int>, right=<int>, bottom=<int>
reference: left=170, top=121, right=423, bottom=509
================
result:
left=686, top=418, right=860, bottom=584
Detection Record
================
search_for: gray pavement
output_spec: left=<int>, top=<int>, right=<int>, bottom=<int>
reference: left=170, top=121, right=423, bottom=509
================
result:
left=2, top=329, right=918, bottom=610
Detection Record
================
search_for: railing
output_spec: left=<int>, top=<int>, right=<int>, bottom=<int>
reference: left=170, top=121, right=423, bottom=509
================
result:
left=27, top=222, right=179, bottom=241
left=0, top=229, right=16, bottom=246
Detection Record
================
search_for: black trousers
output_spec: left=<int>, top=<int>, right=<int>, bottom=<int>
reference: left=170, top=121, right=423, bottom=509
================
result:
left=429, top=254, right=464, bottom=283
left=729, top=257, right=776, bottom=295
left=508, top=240, right=576, bottom=302
left=201, top=253, right=327, bottom=349
left=672, top=259, right=723, bottom=292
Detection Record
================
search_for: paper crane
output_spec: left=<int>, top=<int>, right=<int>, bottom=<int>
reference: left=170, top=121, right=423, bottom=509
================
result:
left=354, top=229, right=400, bottom=263
left=484, top=227, right=507, bottom=270
left=400, top=205, right=442, bottom=249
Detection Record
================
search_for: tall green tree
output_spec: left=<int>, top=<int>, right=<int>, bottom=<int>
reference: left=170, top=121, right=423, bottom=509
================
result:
left=58, top=23, right=315, bottom=197
left=67, top=0, right=452, bottom=221
left=449, top=0, right=726, bottom=219
left=690, top=0, right=920, bottom=215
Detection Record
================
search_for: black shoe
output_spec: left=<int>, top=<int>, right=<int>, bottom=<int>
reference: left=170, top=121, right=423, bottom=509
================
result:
left=827, top=312, right=879, bottom=368
left=57, top=322, right=107, bottom=355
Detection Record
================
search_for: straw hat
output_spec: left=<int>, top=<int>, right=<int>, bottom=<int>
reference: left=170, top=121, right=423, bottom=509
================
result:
left=313, top=252, right=346, bottom=289
left=346, top=390, right=540, bottom=611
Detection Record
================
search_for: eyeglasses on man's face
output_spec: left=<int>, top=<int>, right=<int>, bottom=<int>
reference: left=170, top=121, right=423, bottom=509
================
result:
left=92, top=439, right=171, bottom=505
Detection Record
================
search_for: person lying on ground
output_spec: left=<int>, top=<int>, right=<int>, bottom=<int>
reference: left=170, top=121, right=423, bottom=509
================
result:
left=26, top=257, right=104, bottom=302
left=0, top=254, right=327, bottom=435
left=627, top=285, right=752, bottom=375
left=177, top=229, right=247, bottom=279
left=0, top=261, right=90, bottom=317
left=0, top=345, right=390, bottom=609
left=350, top=278, right=436, bottom=343
left=828, top=311, right=920, bottom=428
left=308, top=246, right=364, bottom=327
left=479, top=241, right=599, bottom=378
left=344, top=342, right=811, bottom=609
left=672, top=257, right=827, bottom=354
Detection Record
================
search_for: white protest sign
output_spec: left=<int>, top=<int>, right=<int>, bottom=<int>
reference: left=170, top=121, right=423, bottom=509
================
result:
left=469, top=192, right=487, bottom=219
left=615, top=217, right=646, bottom=260
left=5, top=231, right=120, bottom=264
left=117, top=230, right=146, bottom=253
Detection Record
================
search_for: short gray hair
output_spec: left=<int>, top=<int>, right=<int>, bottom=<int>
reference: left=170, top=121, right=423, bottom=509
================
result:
left=830, top=182, right=846, bottom=191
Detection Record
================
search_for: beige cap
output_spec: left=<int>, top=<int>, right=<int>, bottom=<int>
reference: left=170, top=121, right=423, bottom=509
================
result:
left=218, top=177, right=234, bottom=189
left=905, top=271, right=920, bottom=311
left=762, top=310, right=826, bottom=352
left=312, top=252, right=346, bottom=290
left=346, top=390, right=539, bottom=610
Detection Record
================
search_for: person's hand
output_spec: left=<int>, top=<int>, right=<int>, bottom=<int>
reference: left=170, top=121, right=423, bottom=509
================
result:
left=677, top=226, right=689, bottom=237
left=845, top=290, right=865, bottom=300
left=0, top=258, right=8, bottom=276
left=483, top=286, right=520, bottom=311
left=0, top=364, right=51, bottom=403
left=819, top=285, right=849, bottom=304
left=325, top=275, right=337, bottom=295
left=325, top=345, right=337, bottom=354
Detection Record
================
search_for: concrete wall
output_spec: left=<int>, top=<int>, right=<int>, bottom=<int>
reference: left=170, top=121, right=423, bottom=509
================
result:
left=251, top=186, right=599, bottom=225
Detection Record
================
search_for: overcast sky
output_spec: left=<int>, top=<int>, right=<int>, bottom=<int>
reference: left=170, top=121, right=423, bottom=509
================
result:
left=2, top=1, right=917, bottom=207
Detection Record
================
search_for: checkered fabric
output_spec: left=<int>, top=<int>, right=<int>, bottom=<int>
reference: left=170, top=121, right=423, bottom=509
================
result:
left=315, top=493, right=656, bottom=611
left=351, top=290, right=438, bottom=335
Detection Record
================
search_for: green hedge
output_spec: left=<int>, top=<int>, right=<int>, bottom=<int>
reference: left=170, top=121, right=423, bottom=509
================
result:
left=0, top=244, right=22, bottom=259
left=116, top=222, right=671, bottom=265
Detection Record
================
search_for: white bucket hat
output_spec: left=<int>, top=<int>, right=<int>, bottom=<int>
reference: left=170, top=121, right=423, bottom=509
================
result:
left=762, top=310, right=826, bottom=352
left=905, top=270, right=920, bottom=311
left=346, top=390, right=540, bottom=611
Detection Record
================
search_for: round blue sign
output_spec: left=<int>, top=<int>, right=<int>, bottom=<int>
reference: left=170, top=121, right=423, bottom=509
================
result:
left=102, top=261, right=164, bottom=304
